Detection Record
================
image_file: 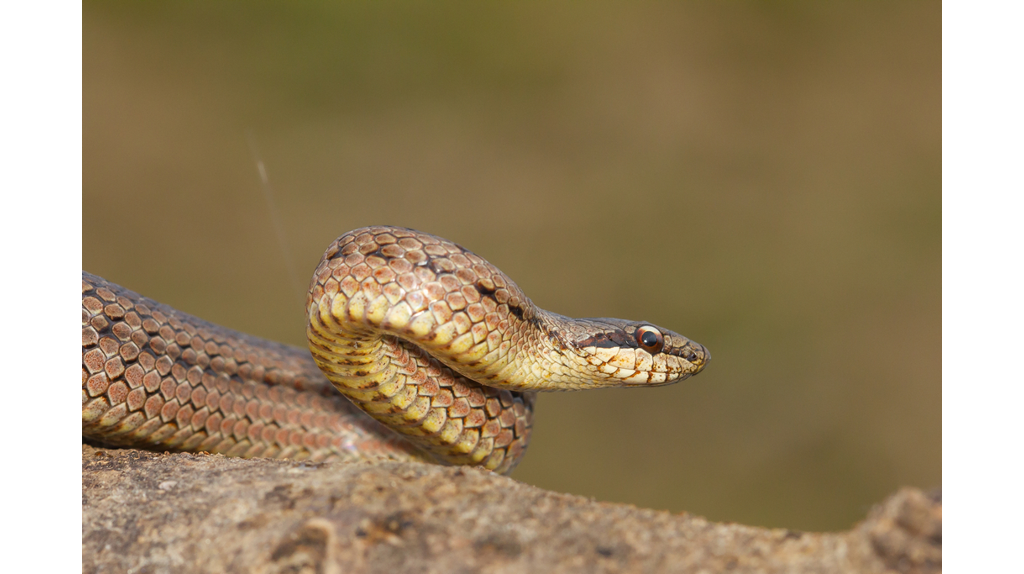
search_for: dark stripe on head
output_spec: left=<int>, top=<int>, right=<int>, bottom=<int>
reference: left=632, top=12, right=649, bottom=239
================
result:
left=575, top=330, right=635, bottom=349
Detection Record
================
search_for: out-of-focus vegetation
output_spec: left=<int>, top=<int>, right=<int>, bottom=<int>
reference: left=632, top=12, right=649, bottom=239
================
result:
left=84, top=2, right=939, bottom=531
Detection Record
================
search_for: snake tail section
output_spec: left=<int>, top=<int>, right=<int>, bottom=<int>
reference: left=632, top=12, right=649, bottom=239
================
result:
left=81, top=272, right=427, bottom=465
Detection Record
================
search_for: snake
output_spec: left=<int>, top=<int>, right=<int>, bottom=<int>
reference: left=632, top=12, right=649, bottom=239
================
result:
left=82, top=226, right=709, bottom=474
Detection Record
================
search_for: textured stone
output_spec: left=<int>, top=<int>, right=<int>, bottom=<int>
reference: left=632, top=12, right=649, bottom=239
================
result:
left=82, top=444, right=940, bottom=574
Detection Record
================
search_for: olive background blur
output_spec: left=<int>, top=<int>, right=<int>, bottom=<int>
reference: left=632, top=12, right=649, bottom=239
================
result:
left=83, top=3, right=939, bottom=532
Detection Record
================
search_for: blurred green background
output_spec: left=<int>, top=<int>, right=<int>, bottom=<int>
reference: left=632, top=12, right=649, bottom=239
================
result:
left=83, top=2, right=939, bottom=532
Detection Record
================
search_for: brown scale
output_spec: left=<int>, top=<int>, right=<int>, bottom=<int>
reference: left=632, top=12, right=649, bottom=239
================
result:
left=82, top=272, right=425, bottom=464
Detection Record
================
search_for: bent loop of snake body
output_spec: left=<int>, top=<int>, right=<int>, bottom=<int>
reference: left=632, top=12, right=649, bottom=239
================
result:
left=82, top=226, right=709, bottom=474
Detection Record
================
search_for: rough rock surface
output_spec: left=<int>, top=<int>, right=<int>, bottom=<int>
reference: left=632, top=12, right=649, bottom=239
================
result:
left=82, top=444, right=940, bottom=573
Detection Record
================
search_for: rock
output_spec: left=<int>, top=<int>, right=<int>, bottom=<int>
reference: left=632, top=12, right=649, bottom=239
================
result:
left=82, top=444, right=940, bottom=573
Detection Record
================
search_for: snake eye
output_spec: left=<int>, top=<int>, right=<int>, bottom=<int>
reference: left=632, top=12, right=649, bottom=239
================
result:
left=635, top=326, right=664, bottom=354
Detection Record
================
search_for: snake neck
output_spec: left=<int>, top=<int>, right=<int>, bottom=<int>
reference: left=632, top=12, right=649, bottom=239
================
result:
left=306, top=294, right=533, bottom=474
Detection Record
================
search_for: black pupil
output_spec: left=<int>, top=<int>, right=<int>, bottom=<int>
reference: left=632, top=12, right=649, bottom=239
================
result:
left=640, top=331, right=660, bottom=348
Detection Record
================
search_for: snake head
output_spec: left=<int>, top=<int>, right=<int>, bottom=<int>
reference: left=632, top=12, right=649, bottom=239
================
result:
left=555, top=317, right=710, bottom=387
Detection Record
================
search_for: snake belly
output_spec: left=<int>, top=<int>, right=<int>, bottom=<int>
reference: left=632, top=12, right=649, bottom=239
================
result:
left=83, top=226, right=709, bottom=474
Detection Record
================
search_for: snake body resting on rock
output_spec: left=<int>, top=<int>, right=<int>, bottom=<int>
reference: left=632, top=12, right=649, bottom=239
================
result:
left=83, top=226, right=709, bottom=474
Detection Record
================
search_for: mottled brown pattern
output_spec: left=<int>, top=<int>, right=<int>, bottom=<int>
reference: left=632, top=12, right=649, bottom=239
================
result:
left=84, top=226, right=707, bottom=474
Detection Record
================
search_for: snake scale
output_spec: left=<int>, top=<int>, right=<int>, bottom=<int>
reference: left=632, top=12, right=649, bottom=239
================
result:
left=82, top=226, right=709, bottom=474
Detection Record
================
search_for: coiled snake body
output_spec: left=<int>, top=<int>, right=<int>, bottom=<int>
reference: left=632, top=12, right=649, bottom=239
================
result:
left=82, top=226, right=708, bottom=474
